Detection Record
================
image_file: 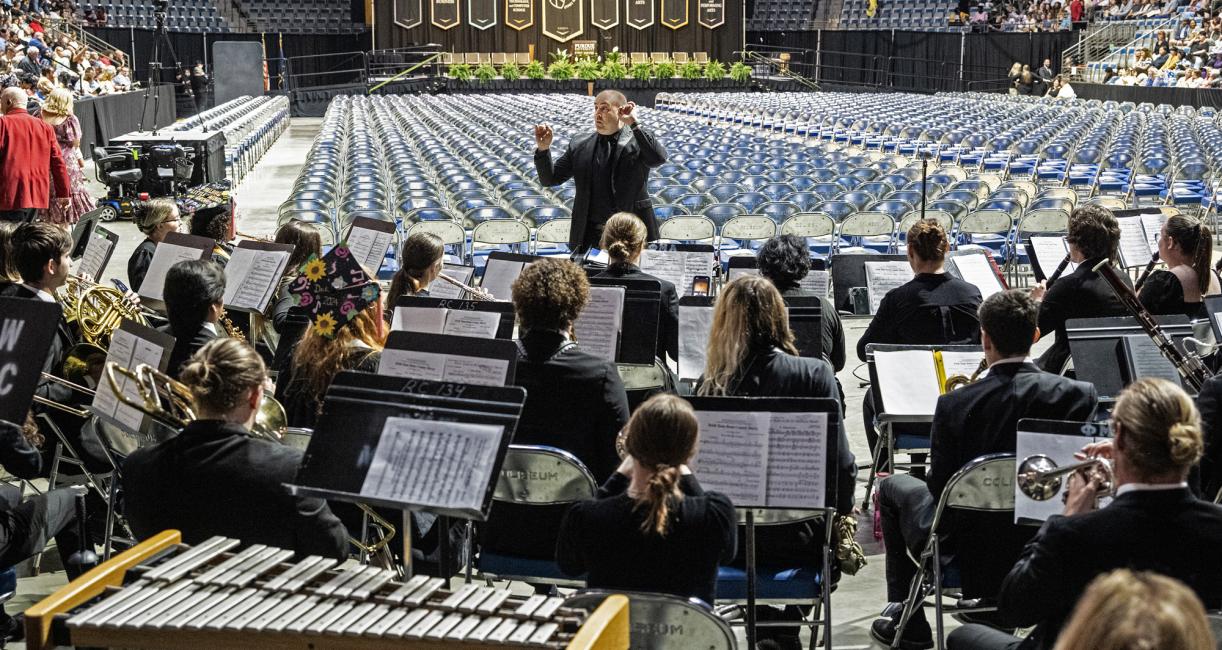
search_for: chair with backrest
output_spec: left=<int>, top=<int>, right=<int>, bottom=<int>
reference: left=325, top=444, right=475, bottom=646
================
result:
left=956, top=210, right=1014, bottom=268
left=721, top=215, right=778, bottom=249
left=836, top=212, right=896, bottom=255
left=405, top=219, right=467, bottom=259
left=564, top=589, right=735, bottom=650
left=471, top=219, right=531, bottom=264
left=659, top=216, right=716, bottom=243
left=783, top=212, right=839, bottom=257
left=533, top=218, right=573, bottom=255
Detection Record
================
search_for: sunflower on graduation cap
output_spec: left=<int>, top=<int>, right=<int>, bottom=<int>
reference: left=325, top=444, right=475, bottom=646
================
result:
left=288, top=243, right=381, bottom=340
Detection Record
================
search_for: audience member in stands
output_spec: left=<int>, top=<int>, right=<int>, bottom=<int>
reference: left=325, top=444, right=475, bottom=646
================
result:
left=949, top=377, right=1222, bottom=650
left=757, top=232, right=846, bottom=373
left=127, top=198, right=180, bottom=292
left=556, top=393, right=736, bottom=605
left=1046, top=74, right=1077, bottom=98
left=1053, top=570, right=1215, bottom=650
left=159, top=259, right=226, bottom=378
left=15, top=45, right=37, bottom=77
left=0, top=87, right=68, bottom=222
left=72, top=65, right=96, bottom=95
left=113, top=65, right=128, bottom=90
left=36, top=88, right=90, bottom=227
left=596, top=212, right=678, bottom=363
left=1139, top=213, right=1220, bottom=319
left=870, top=290, right=1098, bottom=650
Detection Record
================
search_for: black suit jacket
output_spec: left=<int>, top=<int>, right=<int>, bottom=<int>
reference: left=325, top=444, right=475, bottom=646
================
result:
left=595, top=262, right=678, bottom=362
left=1196, top=373, right=1222, bottom=500
left=479, top=330, right=630, bottom=559
left=999, top=488, right=1222, bottom=649
left=928, top=362, right=1098, bottom=596
left=535, top=125, right=666, bottom=247
left=158, top=322, right=222, bottom=380
left=1036, top=258, right=1129, bottom=373
left=122, top=420, right=349, bottom=558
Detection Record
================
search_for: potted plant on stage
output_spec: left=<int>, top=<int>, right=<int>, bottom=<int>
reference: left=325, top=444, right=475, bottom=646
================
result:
left=449, top=61, right=473, bottom=84
left=524, top=58, right=546, bottom=89
left=602, top=55, right=628, bottom=82
left=654, top=59, right=677, bottom=80
left=679, top=59, right=703, bottom=87
left=630, top=61, right=653, bottom=84
left=730, top=61, right=752, bottom=84
left=548, top=50, right=578, bottom=89
left=576, top=57, right=602, bottom=81
left=475, top=61, right=497, bottom=88
left=705, top=59, right=726, bottom=82
left=501, top=60, right=522, bottom=86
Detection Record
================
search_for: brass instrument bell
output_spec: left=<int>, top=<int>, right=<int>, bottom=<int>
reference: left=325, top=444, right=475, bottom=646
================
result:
left=1016, top=454, right=1115, bottom=501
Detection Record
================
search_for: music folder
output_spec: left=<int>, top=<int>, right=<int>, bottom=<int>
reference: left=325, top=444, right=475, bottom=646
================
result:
left=678, top=296, right=716, bottom=382
left=686, top=396, right=839, bottom=509
left=783, top=296, right=824, bottom=362
left=1015, top=418, right=1111, bottom=525
left=69, top=206, right=105, bottom=259
left=725, top=255, right=831, bottom=297
left=1025, top=235, right=1075, bottom=283
left=379, top=331, right=518, bottom=386
left=588, top=276, right=663, bottom=364
left=427, top=263, right=477, bottom=300
left=344, top=216, right=396, bottom=276
left=639, top=243, right=716, bottom=297
left=89, top=318, right=175, bottom=437
left=0, top=298, right=62, bottom=424
left=289, top=371, right=527, bottom=520
left=222, top=240, right=294, bottom=313
left=76, top=226, right=119, bottom=282
left=866, top=344, right=985, bottom=421
left=1113, top=208, right=1165, bottom=269
left=391, top=296, right=515, bottom=339
left=946, top=250, right=1006, bottom=299
left=136, top=232, right=213, bottom=308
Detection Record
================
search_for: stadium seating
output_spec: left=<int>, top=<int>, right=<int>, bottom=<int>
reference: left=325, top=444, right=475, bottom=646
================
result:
left=235, top=0, right=366, bottom=34
left=98, top=0, right=230, bottom=32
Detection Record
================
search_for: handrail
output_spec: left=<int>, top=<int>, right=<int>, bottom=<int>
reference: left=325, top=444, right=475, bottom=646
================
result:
left=740, top=49, right=820, bottom=91
left=368, top=52, right=441, bottom=93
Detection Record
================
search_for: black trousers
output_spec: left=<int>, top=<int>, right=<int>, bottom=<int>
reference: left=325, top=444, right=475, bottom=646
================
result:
left=864, top=391, right=928, bottom=475
left=880, top=474, right=935, bottom=605
left=0, top=209, right=36, bottom=222
left=0, top=485, right=81, bottom=578
left=946, top=623, right=1024, bottom=649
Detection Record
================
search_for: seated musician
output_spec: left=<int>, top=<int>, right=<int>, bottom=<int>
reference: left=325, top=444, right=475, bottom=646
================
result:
left=950, top=378, right=1222, bottom=650
left=871, top=290, right=1098, bottom=650
left=383, top=231, right=444, bottom=324
left=479, top=259, right=630, bottom=560
left=126, top=198, right=180, bottom=293
left=857, top=219, right=982, bottom=472
left=255, top=221, right=320, bottom=354
left=189, top=203, right=233, bottom=265
left=594, top=212, right=678, bottom=363
left=1197, top=374, right=1222, bottom=500
left=1028, top=204, right=1127, bottom=374
left=1138, top=213, right=1220, bottom=319
left=159, top=259, right=225, bottom=378
left=275, top=244, right=384, bottom=429
left=698, top=274, right=855, bottom=649
left=556, top=393, right=736, bottom=604
left=757, top=233, right=845, bottom=372
left=1054, top=569, right=1215, bottom=650
left=122, top=338, right=349, bottom=558
left=0, top=223, right=75, bottom=404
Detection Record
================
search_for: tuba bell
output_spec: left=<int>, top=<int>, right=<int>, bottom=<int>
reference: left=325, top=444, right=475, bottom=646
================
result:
left=1016, top=454, right=1115, bottom=502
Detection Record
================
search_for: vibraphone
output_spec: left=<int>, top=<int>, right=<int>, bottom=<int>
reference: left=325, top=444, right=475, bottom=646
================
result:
left=26, top=531, right=629, bottom=649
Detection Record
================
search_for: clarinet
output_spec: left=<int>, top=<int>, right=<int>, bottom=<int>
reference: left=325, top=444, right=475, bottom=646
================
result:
left=1092, top=259, right=1212, bottom=392
left=1046, top=255, right=1071, bottom=286
left=1133, top=253, right=1160, bottom=292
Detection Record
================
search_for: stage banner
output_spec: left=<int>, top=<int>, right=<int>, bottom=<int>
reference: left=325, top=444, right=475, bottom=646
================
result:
left=506, top=0, right=534, bottom=29
left=697, top=0, right=723, bottom=28
left=625, top=0, right=653, bottom=29
left=394, top=0, right=423, bottom=28
left=542, top=0, right=584, bottom=42
left=469, top=0, right=497, bottom=29
left=661, top=0, right=687, bottom=28
left=591, top=0, right=619, bottom=30
left=431, top=0, right=461, bottom=29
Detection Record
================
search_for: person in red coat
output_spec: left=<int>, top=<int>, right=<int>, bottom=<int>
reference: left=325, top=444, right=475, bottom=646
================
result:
left=0, top=87, right=70, bottom=223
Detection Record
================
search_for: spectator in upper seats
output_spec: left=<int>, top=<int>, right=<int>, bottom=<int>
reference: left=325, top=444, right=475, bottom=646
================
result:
left=15, top=45, right=38, bottom=78
left=1070, top=0, right=1084, bottom=22
left=1153, top=45, right=1171, bottom=68
left=113, top=65, right=129, bottom=90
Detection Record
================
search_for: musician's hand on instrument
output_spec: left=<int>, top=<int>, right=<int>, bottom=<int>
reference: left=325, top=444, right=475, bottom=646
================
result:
left=615, top=454, right=635, bottom=477
left=619, top=101, right=637, bottom=126
left=1074, top=440, right=1114, bottom=462
left=122, top=291, right=141, bottom=310
left=1062, top=469, right=1102, bottom=516
left=78, top=272, right=95, bottom=284
left=1029, top=281, right=1047, bottom=303
left=534, top=124, right=553, bottom=151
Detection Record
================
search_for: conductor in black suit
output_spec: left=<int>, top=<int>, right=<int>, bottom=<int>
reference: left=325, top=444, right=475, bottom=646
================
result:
left=534, top=90, right=667, bottom=254
left=871, top=290, right=1098, bottom=650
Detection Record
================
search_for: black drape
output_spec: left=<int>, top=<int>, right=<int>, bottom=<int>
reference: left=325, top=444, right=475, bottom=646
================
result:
left=77, top=84, right=177, bottom=159
left=1073, top=82, right=1222, bottom=109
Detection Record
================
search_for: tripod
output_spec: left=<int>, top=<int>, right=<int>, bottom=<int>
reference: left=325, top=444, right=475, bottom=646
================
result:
left=137, top=1, right=198, bottom=135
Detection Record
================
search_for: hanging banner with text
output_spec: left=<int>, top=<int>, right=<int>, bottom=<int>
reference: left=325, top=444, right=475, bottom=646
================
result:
left=469, top=0, right=497, bottom=29
left=591, top=0, right=619, bottom=30
left=506, top=0, right=534, bottom=29
left=625, top=0, right=653, bottom=29
left=394, top=0, right=423, bottom=28
left=431, top=0, right=461, bottom=29
left=542, top=0, right=584, bottom=42
left=697, top=0, right=723, bottom=28
left=661, top=0, right=687, bottom=28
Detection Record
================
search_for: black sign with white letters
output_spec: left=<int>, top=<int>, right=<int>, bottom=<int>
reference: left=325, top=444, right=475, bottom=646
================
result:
left=0, top=298, right=61, bottom=424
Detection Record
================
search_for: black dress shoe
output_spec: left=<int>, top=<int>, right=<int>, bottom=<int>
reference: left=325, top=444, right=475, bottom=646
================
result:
left=0, top=611, right=24, bottom=644
left=869, top=613, right=934, bottom=650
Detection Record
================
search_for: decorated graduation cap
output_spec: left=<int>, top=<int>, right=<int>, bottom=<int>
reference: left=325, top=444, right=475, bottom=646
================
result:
left=288, top=243, right=381, bottom=339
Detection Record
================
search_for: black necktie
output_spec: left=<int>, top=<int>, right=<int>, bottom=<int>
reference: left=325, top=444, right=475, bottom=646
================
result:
left=594, top=134, right=612, bottom=170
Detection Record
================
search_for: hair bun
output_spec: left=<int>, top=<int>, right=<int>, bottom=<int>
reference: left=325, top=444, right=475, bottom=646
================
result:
left=1167, top=422, right=1203, bottom=465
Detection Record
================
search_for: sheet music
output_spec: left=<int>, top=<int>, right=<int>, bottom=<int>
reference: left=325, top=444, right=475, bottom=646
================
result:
left=346, top=225, right=394, bottom=275
left=800, top=269, right=830, bottom=297
left=941, top=350, right=985, bottom=381
left=726, top=266, right=757, bottom=282
left=573, top=286, right=625, bottom=362
left=360, top=416, right=503, bottom=512
left=222, top=247, right=290, bottom=311
left=138, top=242, right=206, bottom=301
left=1116, top=216, right=1153, bottom=268
left=678, top=304, right=714, bottom=380
left=1124, top=335, right=1181, bottom=386
left=92, top=327, right=165, bottom=432
left=1029, top=236, right=1076, bottom=279
left=442, top=310, right=501, bottom=339
left=77, top=229, right=114, bottom=281
left=1015, top=431, right=1107, bottom=523
left=378, top=349, right=510, bottom=386
left=442, top=355, right=511, bottom=386
left=874, top=349, right=940, bottom=416
left=691, top=410, right=770, bottom=506
left=481, top=259, right=527, bottom=302
left=766, top=412, right=827, bottom=509
left=951, top=253, right=1004, bottom=299
left=864, top=261, right=913, bottom=315
left=1140, top=212, right=1166, bottom=255
left=392, top=306, right=447, bottom=333
left=427, top=265, right=476, bottom=300
left=640, top=249, right=715, bottom=296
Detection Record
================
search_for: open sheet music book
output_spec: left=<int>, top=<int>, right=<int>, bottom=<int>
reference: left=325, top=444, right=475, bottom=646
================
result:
left=344, top=216, right=396, bottom=276
left=392, top=301, right=506, bottom=339
left=678, top=297, right=715, bottom=381
left=1027, top=236, right=1077, bottom=282
left=76, top=226, right=118, bottom=282
left=726, top=262, right=830, bottom=298
left=1115, top=211, right=1165, bottom=269
left=864, top=261, right=914, bottom=315
left=1120, top=334, right=1183, bottom=389
left=426, top=264, right=477, bottom=300
left=572, top=285, right=625, bottom=362
left=136, top=232, right=212, bottom=302
left=871, top=346, right=985, bottom=417
left=1015, top=419, right=1111, bottom=523
left=947, top=251, right=1005, bottom=299
left=640, top=244, right=716, bottom=297
left=91, top=319, right=174, bottom=435
left=222, top=241, right=294, bottom=312
left=378, top=331, right=517, bottom=386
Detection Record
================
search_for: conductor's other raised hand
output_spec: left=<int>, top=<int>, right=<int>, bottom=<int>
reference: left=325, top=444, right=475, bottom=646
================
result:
left=534, top=124, right=553, bottom=151
left=619, top=101, right=637, bottom=126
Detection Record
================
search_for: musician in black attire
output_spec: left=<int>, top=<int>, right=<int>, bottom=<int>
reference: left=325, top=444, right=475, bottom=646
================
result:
left=871, top=290, right=1098, bottom=650
left=123, top=338, right=349, bottom=558
left=858, top=220, right=982, bottom=471
left=1137, top=213, right=1220, bottom=319
left=534, top=90, right=666, bottom=254
left=556, top=394, right=736, bottom=604
left=1029, top=204, right=1127, bottom=374
left=158, top=259, right=225, bottom=378
left=757, top=233, right=846, bottom=372
left=480, top=260, right=630, bottom=560
left=950, top=378, right=1222, bottom=650
left=595, top=212, right=678, bottom=362
left=383, top=231, right=444, bottom=325
left=126, top=198, right=180, bottom=293
left=1197, top=374, right=1222, bottom=501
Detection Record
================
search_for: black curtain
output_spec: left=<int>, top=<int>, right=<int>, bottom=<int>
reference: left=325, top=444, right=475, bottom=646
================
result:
left=1073, top=82, right=1222, bottom=109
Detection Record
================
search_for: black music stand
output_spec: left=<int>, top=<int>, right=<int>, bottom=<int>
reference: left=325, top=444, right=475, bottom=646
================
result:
left=588, top=276, right=663, bottom=364
left=1066, top=315, right=1195, bottom=403
left=783, top=296, right=824, bottom=362
left=829, top=253, right=906, bottom=315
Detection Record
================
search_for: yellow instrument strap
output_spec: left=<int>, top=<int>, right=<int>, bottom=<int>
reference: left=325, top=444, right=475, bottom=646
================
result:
left=933, top=349, right=949, bottom=395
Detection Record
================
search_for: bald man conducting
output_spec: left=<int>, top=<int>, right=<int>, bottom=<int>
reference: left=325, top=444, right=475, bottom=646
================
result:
left=534, top=90, right=667, bottom=256
left=0, top=88, right=70, bottom=222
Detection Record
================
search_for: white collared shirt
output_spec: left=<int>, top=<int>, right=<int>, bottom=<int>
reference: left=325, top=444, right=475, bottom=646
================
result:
left=1116, top=482, right=1188, bottom=496
left=977, top=356, right=1033, bottom=379
left=203, top=321, right=220, bottom=337
left=22, top=284, right=55, bottom=303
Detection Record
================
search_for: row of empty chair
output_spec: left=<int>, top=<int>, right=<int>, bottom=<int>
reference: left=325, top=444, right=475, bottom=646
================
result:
left=94, top=0, right=230, bottom=32
left=170, top=95, right=290, bottom=186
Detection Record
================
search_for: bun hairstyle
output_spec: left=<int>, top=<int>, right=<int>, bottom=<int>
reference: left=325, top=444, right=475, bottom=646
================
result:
left=906, top=219, right=949, bottom=264
left=180, top=338, right=266, bottom=416
left=624, top=394, right=699, bottom=537
left=1112, top=378, right=1203, bottom=478
left=1164, top=213, right=1214, bottom=293
left=600, top=213, right=648, bottom=263
left=387, top=231, right=444, bottom=301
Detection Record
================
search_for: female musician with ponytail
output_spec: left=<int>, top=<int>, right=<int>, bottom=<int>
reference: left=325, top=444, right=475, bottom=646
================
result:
left=383, top=232, right=444, bottom=324
left=595, top=212, right=678, bottom=362
left=556, top=394, right=735, bottom=604
left=1138, top=213, right=1221, bottom=318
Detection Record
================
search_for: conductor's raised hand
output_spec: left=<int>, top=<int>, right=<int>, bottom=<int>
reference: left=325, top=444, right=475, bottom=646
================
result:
left=618, top=101, right=637, bottom=126
left=534, top=124, right=553, bottom=151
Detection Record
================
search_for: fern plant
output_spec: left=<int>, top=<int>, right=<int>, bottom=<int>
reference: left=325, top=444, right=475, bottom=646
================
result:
left=500, top=61, right=521, bottom=80
left=474, top=62, right=497, bottom=82
left=729, top=61, right=752, bottom=82
left=575, top=58, right=602, bottom=80
left=679, top=60, right=703, bottom=79
left=548, top=59, right=576, bottom=80
left=602, top=59, right=628, bottom=80
left=605, top=48, right=623, bottom=65
left=524, top=60, right=546, bottom=79
left=449, top=62, right=472, bottom=81
left=630, top=62, right=653, bottom=80
left=704, top=60, right=726, bottom=80
left=654, top=60, right=677, bottom=78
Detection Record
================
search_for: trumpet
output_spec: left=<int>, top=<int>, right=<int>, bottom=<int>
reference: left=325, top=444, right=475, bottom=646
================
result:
left=437, top=273, right=495, bottom=301
left=1017, top=454, right=1115, bottom=502
left=943, top=358, right=988, bottom=391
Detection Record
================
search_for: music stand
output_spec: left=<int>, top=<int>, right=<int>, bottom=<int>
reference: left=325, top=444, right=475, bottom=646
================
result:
left=380, top=331, right=520, bottom=386
left=588, top=276, right=663, bottom=364
left=69, top=207, right=105, bottom=259
left=1067, top=315, right=1195, bottom=403
left=783, top=296, right=824, bottom=362
left=830, top=253, right=906, bottom=315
